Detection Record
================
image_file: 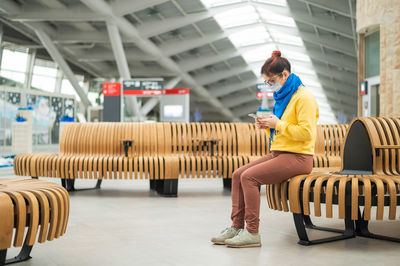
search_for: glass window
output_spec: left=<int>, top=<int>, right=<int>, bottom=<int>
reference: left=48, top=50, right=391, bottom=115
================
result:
left=61, top=79, right=81, bottom=99
left=31, top=74, right=56, bottom=92
left=365, top=30, right=380, bottom=78
left=31, top=60, right=58, bottom=92
left=0, top=49, right=28, bottom=72
left=0, top=49, right=29, bottom=84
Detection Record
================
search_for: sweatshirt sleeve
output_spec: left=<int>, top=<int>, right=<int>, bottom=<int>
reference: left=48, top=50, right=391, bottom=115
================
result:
left=275, top=93, right=318, bottom=142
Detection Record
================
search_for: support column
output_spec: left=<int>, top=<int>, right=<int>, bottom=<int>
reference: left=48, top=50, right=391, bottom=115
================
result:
left=54, top=68, right=63, bottom=93
left=21, top=48, right=36, bottom=107
left=0, top=24, right=3, bottom=68
left=106, top=19, right=141, bottom=121
left=34, top=27, right=90, bottom=109
left=165, top=77, right=181, bottom=89
left=140, top=98, right=159, bottom=117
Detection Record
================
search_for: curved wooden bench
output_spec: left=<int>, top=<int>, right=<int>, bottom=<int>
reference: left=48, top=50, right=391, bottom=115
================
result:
left=270, top=117, right=400, bottom=245
left=265, top=124, right=348, bottom=212
left=14, top=122, right=347, bottom=197
left=14, top=122, right=269, bottom=196
left=0, top=178, right=69, bottom=265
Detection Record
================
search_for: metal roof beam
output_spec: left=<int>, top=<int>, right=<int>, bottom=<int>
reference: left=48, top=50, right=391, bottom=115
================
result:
left=178, top=49, right=239, bottom=72
left=195, top=65, right=253, bottom=86
left=52, top=30, right=133, bottom=43
left=80, top=0, right=240, bottom=121
left=297, top=0, right=354, bottom=18
left=100, top=66, right=178, bottom=78
left=232, top=102, right=261, bottom=117
left=137, top=2, right=248, bottom=39
left=34, top=27, right=91, bottom=109
left=253, top=1, right=354, bottom=38
left=159, top=22, right=299, bottom=56
left=11, top=6, right=101, bottom=22
left=209, top=78, right=258, bottom=98
left=220, top=93, right=257, bottom=108
left=317, top=76, right=357, bottom=96
left=312, top=63, right=357, bottom=85
left=300, top=31, right=356, bottom=56
left=75, top=48, right=157, bottom=62
left=307, top=47, right=357, bottom=72
left=111, top=0, right=170, bottom=17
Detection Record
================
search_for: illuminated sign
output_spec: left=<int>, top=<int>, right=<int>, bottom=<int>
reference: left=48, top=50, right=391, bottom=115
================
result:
left=102, top=82, right=121, bottom=96
left=122, top=78, right=163, bottom=95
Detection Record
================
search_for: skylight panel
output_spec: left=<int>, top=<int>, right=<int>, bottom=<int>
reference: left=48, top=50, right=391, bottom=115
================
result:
left=258, top=8, right=296, bottom=27
left=253, top=0, right=287, bottom=7
left=273, top=34, right=303, bottom=46
left=291, top=65, right=315, bottom=75
left=228, top=26, right=270, bottom=47
left=201, top=0, right=244, bottom=8
left=214, top=5, right=258, bottom=28
left=282, top=50, right=311, bottom=63
left=241, top=44, right=276, bottom=62
left=199, top=0, right=338, bottom=123
left=300, top=77, right=323, bottom=88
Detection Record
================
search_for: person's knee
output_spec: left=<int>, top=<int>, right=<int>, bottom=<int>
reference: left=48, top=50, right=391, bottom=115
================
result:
left=240, top=170, right=257, bottom=185
left=232, top=169, right=242, bottom=181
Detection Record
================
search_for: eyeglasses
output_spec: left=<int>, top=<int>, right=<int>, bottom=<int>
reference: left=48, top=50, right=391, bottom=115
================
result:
left=264, top=73, right=283, bottom=86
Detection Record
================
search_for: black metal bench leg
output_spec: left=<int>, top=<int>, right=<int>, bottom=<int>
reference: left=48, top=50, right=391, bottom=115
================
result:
left=294, top=182, right=356, bottom=245
left=31, top=177, right=38, bottom=179
left=95, top=179, right=102, bottom=189
left=0, top=249, right=6, bottom=266
left=356, top=208, right=400, bottom=243
left=62, top=179, right=102, bottom=192
left=4, top=243, right=33, bottom=265
left=293, top=210, right=355, bottom=246
left=149, top=180, right=157, bottom=190
left=223, top=178, right=231, bottom=190
left=156, top=179, right=178, bottom=197
left=61, top=179, right=66, bottom=189
left=303, top=215, right=346, bottom=234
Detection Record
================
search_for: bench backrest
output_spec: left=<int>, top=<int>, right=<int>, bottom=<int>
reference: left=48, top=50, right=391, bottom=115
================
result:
left=314, top=124, right=348, bottom=157
left=60, top=122, right=346, bottom=160
left=60, top=122, right=271, bottom=157
left=341, top=117, right=400, bottom=175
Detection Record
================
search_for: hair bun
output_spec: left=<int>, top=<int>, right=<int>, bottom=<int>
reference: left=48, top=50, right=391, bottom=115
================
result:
left=271, top=50, right=281, bottom=58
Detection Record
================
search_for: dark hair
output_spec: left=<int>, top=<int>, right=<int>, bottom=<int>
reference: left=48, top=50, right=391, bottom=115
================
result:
left=260, top=50, right=291, bottom=76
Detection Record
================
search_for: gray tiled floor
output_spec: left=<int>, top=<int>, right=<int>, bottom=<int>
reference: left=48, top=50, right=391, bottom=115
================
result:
left=1, top=168, right=400, bottom=266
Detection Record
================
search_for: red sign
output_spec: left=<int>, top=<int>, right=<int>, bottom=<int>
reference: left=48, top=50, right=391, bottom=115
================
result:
left=103, top=82, right=121, bottom=96
left=123, top=90, right=163, bottom=96
left=164, top=88, right=189, bottom=95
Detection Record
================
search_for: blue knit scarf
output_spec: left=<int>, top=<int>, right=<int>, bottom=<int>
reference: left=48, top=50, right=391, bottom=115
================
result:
left=269, top=73, right=303, bottom=148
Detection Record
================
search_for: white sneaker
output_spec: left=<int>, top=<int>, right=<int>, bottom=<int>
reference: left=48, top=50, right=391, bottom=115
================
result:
left=211, top=227, right=240, bottom=245
left=224, top=229, right=261, bottom=248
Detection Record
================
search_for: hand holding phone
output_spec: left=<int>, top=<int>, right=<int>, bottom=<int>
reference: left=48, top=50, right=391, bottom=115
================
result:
left=248, top=113, right=266, bottom=120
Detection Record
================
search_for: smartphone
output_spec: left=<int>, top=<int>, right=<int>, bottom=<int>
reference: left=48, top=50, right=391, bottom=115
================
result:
left=248, top=113, right=266, bottom=119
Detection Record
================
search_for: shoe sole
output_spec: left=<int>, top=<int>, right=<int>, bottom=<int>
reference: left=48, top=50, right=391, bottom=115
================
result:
left=211, top=240, right=226, bottom=245
left=226, top=243, right=261, bottom=248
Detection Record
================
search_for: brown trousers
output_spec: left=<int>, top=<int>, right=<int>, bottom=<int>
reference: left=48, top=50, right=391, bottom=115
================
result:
left=231, top=151, right=313, bottom=233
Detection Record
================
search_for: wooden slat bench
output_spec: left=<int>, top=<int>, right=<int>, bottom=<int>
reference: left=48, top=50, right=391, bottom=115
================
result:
left=266, top=124, right=348, bottom=211
left=14, top=122, right=343, bottom=197
left=14, top=122, right=270, bottom=197
left=268, top=117, right=400, bottom=245
left=0, top=178, right=69, bottom=265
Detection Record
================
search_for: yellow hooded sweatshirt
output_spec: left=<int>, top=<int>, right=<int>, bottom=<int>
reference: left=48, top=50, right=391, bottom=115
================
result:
left=270, top=85, right=319, bottom=155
